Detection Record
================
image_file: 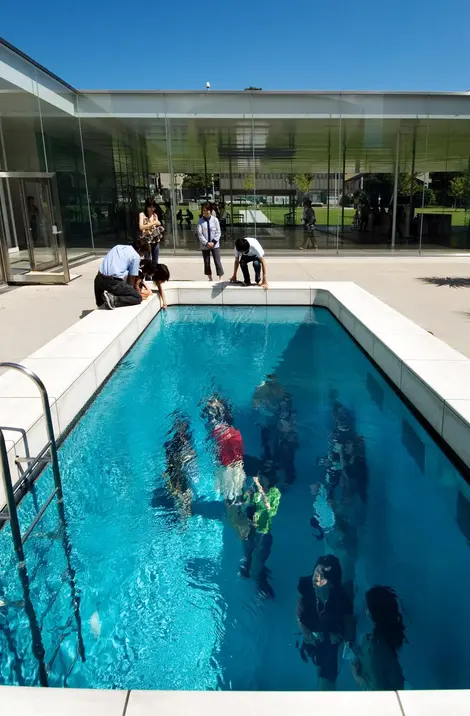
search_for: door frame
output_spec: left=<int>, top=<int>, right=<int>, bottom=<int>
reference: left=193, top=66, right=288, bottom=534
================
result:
left=18, top=176, right=60, bottom=271
left=0, top=172, right=70, bottom=284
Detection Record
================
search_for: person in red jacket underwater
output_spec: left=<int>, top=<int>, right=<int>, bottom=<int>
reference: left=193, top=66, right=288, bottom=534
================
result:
left=202, top=395, right=246, bottom=503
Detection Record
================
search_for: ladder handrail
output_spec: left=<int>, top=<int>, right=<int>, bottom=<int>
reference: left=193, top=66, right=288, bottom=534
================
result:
left=0, top=361, right=86, bottom=685
left=0, top=429, right=48, bottom=686
left=0, top=362, right=63, bottom=500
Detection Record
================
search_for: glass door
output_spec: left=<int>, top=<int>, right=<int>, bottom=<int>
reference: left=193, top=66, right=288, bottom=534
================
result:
left=21, top=178, right=59, bottom=270
left=0, top=172, right=70, bottom=283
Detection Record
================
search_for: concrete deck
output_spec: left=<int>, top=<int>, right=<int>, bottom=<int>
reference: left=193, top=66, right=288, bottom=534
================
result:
left=2, top=255, right=470, bottom=362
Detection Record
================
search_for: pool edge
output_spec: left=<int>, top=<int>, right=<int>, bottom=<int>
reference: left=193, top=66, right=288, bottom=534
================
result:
left=1, top=684, right=468, bottom=714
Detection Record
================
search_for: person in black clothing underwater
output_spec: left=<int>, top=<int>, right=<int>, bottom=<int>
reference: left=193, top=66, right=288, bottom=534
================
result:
left=296, top=555, right=355, bottom=690
left=273, top=393, right=298, bottom=486
left=151, top=413, right=195, bottom=518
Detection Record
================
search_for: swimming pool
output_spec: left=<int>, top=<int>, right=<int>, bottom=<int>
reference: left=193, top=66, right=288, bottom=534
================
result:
left=1, top=304, right=469, bottom=691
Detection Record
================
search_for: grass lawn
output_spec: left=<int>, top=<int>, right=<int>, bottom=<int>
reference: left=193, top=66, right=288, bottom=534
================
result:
left=178, top=204, right=469, bottom=228
left=415, top=207, right=469, bottom=227
left=263, top=205, right=469, bottom=227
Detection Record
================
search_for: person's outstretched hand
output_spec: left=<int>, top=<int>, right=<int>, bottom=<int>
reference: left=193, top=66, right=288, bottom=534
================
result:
left=230, top=275, right=237, bottom=283
left=261, top=280, right=269, bottom=291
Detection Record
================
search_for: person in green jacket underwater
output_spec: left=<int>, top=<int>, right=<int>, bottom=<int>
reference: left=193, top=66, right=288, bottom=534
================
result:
left=240, top=456, right=281, bottom=599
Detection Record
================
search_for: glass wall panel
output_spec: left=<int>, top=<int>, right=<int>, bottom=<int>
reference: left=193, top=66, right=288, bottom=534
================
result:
left=147, top=116, right=170, bottom=255
left=339, top=94, right=396, bottom=251
left=35, top=69, right=93, bottom=260
left=389, top=117, right=430, bottom=252
left=0, top=43, right=47, bottom=272
left=79, top=117, right=121, bottom=248
left=249, top=93, right=342, bottom=252
left=167, top=116, right=205, bottom=252
left=0, top=44, right=47, bottom=175
left=78, top=108, right=168, bottom=250
left=419, top=116, right=470, bottom=250
left=0, top=42, right=96, bottom=272
left=168, top=115, right=248, bottom=259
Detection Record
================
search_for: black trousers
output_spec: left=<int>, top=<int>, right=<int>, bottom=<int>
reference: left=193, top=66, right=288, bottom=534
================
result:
left=94, top=273, right=142, bottom=308
left=240, top=255, right=261, bottom=284
left=202, top=247, right=224, bottom=277
left=243, top=529, right=273, bottom=581
left=151, top=242, right=160, bottom=265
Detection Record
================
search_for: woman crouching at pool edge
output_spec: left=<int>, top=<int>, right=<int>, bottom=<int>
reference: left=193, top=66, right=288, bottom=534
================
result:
left=140, top=260, right=170, bottom=309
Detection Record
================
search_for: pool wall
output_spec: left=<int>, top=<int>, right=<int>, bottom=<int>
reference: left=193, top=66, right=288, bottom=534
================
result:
left=1, top=280, right=469, bottom=513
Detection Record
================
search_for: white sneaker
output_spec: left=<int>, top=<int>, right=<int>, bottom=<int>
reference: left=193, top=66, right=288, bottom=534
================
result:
left=103, top=291, right=116, bottom=310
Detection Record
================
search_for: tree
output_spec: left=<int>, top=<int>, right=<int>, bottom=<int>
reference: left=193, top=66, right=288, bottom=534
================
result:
left=450, top=174, right=470, bottom=208
left=422, top=186, right=436, bottom=207
left=293, top=173, right=314, bottom=194
left=182, top=173, right=206, bottom=191
left=362, top=173, right=434, bottom=207
left=397, top=172, right=421, bottom=196
left=363, top=174, right=394, bottom=206
left=243, top=174, right=255, bottom=190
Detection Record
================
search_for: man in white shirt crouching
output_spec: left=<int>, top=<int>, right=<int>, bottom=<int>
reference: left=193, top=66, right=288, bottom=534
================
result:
left=230, top=238, right=269, bottom=289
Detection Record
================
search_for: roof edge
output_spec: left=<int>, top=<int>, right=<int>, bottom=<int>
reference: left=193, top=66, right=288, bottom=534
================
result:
left=0, top=37, right=77, bottom=93
left=77, top=89, right=470, bottom=96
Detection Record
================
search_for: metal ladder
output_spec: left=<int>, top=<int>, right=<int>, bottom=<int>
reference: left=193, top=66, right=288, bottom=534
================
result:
left=0, top=362, right=85, bottom=686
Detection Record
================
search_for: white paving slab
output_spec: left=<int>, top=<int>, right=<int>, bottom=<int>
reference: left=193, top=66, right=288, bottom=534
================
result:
left=373, top=330, right=467, bottom=362
left=126, top=690, right=402, bottom=716
left=404, top=359, right=470, bottom=401
left=398, top=690, right=470, bottom=716
left=30, top=331, right=117, bottom=360
left=239, top=209, right=270, bottom=224
left=0, top=685, right=127, bottom=716
left=0, top=358, right=94, bottom=400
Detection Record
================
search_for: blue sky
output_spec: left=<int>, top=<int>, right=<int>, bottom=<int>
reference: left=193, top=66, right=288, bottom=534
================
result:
left=1, top=0, right=470, bottom=91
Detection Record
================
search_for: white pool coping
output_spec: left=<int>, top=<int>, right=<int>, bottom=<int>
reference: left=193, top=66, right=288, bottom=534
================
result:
left=0, top=281, right=470, bottom=710
left=0, top=686, right=468, bottom=715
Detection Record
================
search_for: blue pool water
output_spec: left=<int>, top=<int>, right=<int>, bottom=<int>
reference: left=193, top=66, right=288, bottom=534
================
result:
left=1, top=305, right=470, bottom=690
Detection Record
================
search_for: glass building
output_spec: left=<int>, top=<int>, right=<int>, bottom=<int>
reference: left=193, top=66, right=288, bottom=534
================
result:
left=2, top=37, right=470, bottom=284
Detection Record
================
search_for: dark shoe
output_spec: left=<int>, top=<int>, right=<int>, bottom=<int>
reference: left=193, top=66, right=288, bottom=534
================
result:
left=103, top=291, right=116, bottom=310
left=242, top=282, right=252, bottom=287
left=258, top=579, right=275, bottom=599
left=239, top=560, right=250, bottom=579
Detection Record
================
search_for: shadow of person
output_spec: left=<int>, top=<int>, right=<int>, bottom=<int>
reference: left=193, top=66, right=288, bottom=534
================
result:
left=79, top=309, right=95, bottom=320
left=419, top=276, right=470, bottom=288
left=211, top=282, right=227, bottom=299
